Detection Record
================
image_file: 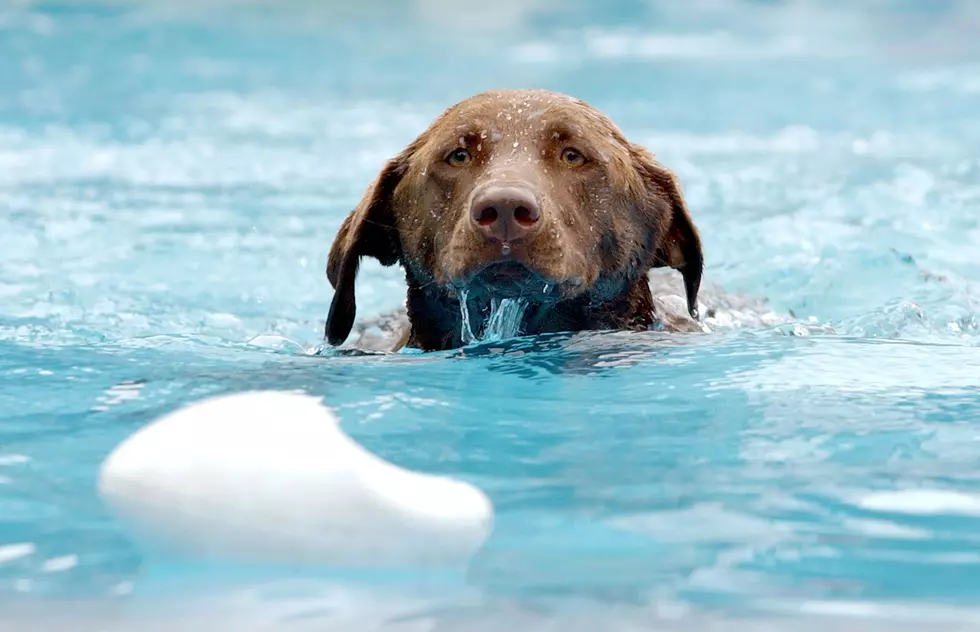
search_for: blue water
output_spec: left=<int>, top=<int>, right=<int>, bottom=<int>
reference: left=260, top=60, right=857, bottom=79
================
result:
left=2, top=0, right=980, bottom=628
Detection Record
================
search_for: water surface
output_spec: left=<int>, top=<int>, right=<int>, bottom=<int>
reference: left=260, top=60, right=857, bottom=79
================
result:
left=2, top=1, right=980, bottom=629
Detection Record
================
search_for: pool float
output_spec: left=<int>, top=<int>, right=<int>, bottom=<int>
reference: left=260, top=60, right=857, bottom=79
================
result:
left=97, top=390, right=493, bottom=568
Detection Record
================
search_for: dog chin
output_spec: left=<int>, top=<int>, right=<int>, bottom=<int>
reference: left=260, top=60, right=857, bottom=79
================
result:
left=454, top=260, right=561, bottom=302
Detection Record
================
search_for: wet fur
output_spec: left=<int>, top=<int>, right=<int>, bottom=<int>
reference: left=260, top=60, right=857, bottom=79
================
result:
left=325, top=89, right=761, bottom=352
left=345, top=269, right=797, bottom=353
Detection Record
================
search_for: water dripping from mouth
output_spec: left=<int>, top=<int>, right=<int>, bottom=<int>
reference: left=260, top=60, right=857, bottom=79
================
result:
left=459, top=288, right=477, bottom=344
left=482, top=297, right=529, bottom=342
left=457, top=292, right=529, bottom=345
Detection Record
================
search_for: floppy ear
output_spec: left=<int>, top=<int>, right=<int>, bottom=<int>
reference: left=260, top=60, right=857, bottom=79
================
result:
left=324, top=154, right=409, bottom=346
left=631, top=146, right=704, bottom=320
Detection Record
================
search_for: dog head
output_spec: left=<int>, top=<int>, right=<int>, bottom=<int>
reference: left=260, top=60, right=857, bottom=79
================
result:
left=326, top=89, right=703, bottom=348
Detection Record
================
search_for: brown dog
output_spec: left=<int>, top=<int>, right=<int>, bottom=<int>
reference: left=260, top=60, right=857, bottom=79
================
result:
left=325, top=89, right=706, bottom=352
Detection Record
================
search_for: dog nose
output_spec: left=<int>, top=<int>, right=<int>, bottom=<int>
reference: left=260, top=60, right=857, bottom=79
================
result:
left=470, top=186, right=541, bottom=243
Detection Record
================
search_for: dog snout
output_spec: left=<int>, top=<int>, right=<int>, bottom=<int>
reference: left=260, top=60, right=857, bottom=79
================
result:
left=469, top=185, right=541, bottom=244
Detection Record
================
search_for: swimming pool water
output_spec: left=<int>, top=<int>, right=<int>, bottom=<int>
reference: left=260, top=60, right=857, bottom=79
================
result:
left=2, top=0, right=980, bottom=628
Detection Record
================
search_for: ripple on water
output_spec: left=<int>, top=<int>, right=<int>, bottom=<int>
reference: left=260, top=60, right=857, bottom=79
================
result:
left=1, top=0, right=980, bottom=624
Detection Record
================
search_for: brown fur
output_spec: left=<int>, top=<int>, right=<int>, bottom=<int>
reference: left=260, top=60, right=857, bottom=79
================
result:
left=325, top=89, right=704, bottom=352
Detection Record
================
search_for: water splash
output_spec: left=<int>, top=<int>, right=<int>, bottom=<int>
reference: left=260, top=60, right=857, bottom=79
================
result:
left=459, top=288, right=477, bottom=344
left=457, top=292, right=528, bottom=345
left=482, top=298, right=529, bottom=342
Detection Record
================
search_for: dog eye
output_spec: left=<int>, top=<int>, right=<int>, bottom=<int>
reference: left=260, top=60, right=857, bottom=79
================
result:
left=445, top=148, right=471, bottom=167
left=560, top=147, right=586, bottom=167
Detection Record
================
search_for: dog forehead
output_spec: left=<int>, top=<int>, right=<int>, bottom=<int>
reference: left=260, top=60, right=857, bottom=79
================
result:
left=463, top=88, right=584, bottom=113
left=436, top=90, right=596, bottom=138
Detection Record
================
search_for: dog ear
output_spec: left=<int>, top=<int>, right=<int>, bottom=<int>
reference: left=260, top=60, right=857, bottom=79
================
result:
left=630, top=145, right=704, bottom=320
left=325, top=152, right=410, bottom=346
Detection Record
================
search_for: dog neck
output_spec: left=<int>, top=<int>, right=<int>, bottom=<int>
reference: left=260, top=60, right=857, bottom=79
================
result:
left=403, top=273, right=657, bottom=352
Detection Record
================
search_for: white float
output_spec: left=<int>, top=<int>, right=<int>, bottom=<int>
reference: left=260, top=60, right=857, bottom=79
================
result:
left=97, top=390, right=494, bottom=568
